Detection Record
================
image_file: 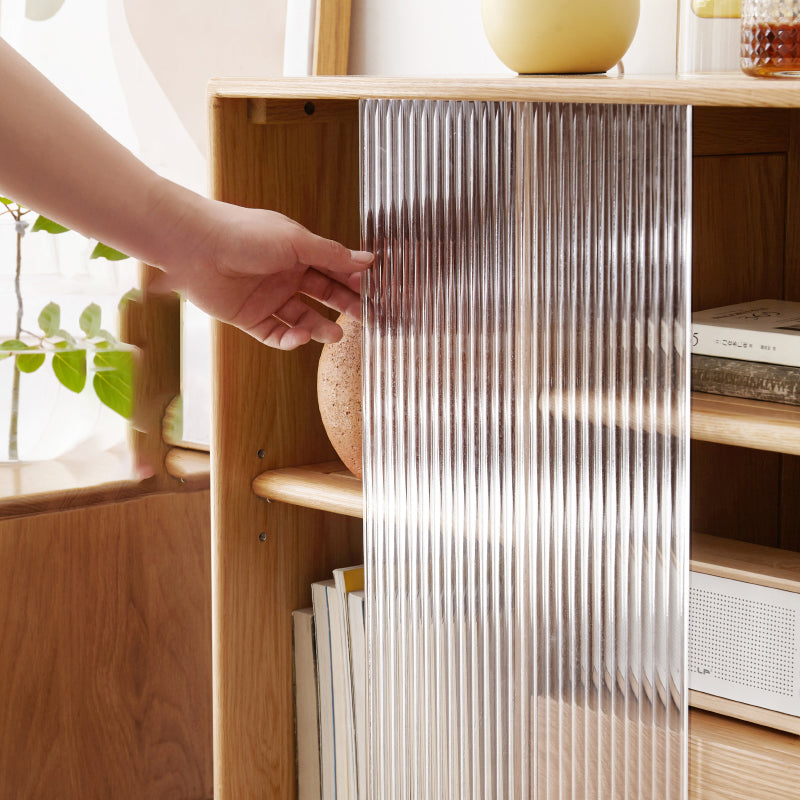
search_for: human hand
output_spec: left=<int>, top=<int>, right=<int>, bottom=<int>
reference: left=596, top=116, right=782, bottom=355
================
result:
left=154, top=198, right=373, bottom=350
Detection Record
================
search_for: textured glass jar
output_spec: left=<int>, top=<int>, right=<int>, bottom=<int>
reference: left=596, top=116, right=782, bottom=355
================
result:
left=741, top=0, right=800, bottom=76
left=481, top=0, right=640, bottom=74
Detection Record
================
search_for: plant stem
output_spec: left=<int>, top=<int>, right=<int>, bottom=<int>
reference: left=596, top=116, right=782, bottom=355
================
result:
left=8, top=221, right=23, bottom=460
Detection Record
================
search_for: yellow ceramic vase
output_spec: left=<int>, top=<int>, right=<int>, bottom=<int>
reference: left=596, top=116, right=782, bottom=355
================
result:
left=482, top=0, right=640, bottom=74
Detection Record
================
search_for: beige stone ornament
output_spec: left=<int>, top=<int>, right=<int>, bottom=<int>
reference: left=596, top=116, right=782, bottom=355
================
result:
left=317, top=314, right=363, bottom=479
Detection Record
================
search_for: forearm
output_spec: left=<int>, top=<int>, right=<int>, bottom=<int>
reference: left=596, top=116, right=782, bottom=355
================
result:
left=0, top=37, right=202, bottom=270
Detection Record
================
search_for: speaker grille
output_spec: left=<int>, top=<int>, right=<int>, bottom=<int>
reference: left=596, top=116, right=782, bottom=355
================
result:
left=689, top=571, right=800, bottom=715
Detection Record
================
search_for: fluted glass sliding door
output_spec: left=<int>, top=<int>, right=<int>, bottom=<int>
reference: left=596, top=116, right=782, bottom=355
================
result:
left=361, top=99, right=690, bottom=800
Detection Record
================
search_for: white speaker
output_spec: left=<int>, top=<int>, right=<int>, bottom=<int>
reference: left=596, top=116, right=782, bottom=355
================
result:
left=690, top=534, right=800, bottom=734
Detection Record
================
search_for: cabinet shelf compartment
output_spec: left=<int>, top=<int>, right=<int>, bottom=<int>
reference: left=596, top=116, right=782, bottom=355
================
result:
left=251, top=393, right=800, bottom=518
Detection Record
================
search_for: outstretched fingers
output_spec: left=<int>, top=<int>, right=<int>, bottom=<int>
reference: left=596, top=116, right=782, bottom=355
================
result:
left=299, top=267, right=361, bottom=319
left=267, top=295, right=344, bottom=347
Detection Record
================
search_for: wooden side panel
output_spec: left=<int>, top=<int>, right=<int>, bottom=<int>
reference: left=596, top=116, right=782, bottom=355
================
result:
left=210, top=98, right=363, bottom=799
left=0, top=490, right=212, bottom=800
left=121, top=264, right=182, bottom=484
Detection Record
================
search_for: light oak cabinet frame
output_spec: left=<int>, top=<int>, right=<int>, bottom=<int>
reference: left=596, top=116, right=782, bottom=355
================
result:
left=210, top=75, right=800, bottom=800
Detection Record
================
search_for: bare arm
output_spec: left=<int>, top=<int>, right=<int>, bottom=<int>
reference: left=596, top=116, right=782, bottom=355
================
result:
left=0, top=38, right=372, bottom=349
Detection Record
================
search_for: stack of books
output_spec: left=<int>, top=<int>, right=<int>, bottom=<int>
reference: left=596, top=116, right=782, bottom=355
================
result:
left=691, top=299, right=800, bottom=406
left=292, top=565, right=367, bottom=800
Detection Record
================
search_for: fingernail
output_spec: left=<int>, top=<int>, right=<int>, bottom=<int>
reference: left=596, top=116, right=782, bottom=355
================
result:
left=350, top=250, right=374, bottom=264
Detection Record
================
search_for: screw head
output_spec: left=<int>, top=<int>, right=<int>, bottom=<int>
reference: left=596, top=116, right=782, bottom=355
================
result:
left=258, top=531, right=268, bottom=542
left=257, top=449, right=266, bottom=458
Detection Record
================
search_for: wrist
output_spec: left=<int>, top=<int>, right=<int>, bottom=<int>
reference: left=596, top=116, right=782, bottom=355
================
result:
left=142, top=178, right=217, bottom=289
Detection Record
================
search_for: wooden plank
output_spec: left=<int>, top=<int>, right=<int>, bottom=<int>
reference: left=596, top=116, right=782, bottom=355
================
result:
left=692, top=107, right=791, bottom=156
left=691, top=392, right=800, bottom=455
left=313, top=0, right=352, bottom=76
left=691, top=532, right=800, bottom=592
left=0, top=490, right=212, bottom=799
left=209, top=74, right=800, bottom=108
left=165, top=447, right=211, bottom=485
left=690, top=709, right=800, bottom=799
left=252, top=463, right=363, bottom=518
left=691, top=691, right=800, bottom=737
left=210, top=98, right=362, bottom=800
left=247, top=97, right=355, bottom=125
left=121, top=263, right=182, bottom=488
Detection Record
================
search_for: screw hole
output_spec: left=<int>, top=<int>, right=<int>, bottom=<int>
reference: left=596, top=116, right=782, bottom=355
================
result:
left=304, top=101, right=315, bottom=116
left=258, top=532, right=268, bottom=542
left=257, top=449, right=266, bottom=458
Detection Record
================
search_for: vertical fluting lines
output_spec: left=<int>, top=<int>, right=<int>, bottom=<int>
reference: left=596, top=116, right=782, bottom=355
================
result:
left=361, top=99, right=689, bottom=800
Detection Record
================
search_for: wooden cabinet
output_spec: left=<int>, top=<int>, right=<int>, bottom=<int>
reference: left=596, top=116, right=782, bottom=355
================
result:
left=209, top=76, right=800, bottom=800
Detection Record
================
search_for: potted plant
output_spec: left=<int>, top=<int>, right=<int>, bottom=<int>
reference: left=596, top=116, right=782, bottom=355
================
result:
left=1, top=198, right=134, bottom=462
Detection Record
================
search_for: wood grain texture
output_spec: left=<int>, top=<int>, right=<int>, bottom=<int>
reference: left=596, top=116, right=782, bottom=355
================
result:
left=691, top=440, right=781, bottom=545
left=692, top=107, right=790, bottom=156
left=691, top=154, right=786, bottom=311
left=252, top=462, right=363, bottom=517
left=121, top=264, right=182, bottom=487
left=691, top=532, right=800, bottom=592
left=690, top=691, right=800, bottom=737
left=689, top=113, right=793, bottom=551
left=691, top=392, right=800, bottom=455
left=210, top=98, right=362, bottom=800
left=313, top=0, right=352, bottom=76
left=0, top=490, right=212, bottom=800
left=690, top=709, right=800, bottom=799
left=209, top=74, right=800, bottom=108
left=783, top=109, right=800, bottom=304
left=780, top=455, right=800, bottom=551
left=165, top=447, right=211, bottom=485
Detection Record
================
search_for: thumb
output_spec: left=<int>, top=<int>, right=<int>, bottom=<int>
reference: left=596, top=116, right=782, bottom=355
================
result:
left=291, top=228, right=374, bottom=273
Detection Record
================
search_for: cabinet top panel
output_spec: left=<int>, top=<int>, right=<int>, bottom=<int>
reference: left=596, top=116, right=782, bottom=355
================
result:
left=209, top=74, right=800, bottom=108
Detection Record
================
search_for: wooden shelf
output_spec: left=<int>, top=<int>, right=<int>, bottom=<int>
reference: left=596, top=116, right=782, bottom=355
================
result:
left=165, top=447, right=211, bottom=486
left=251, top=461, right=363, bottom=518
left=210, top=73, right=800, bottom=109
left=252, top=395, right=800, bottom=516
left=689, top=708, right=800, bottom=798
left=691, top=392, right=800, bottom=455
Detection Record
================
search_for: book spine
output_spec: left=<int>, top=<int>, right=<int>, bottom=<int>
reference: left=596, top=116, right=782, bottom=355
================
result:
left=691, top=323, right=800, bottom=367
left=691, top=355, right=800, bottom=406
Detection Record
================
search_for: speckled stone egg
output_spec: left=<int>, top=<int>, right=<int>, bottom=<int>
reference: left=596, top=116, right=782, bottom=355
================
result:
left=317, top=314, right=363, bottom=479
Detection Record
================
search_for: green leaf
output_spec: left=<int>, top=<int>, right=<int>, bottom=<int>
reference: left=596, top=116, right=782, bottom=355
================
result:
left=31, top=214, right=69, bottom=234
left=53, top=348, right=87, bottom=393
left=79, top=302, right=101, bottom=338
left=0, top=197, right=12, bottom=206
left=90, top=242, right=129, bottom=261
left=93, top=349, right=133, bottom=419
left=38, top=302, right=61, bottom=337
left=17, top=351, right=46, bottom=373
left=97, top=329, right=118, bottom=345
left=0, top=339, right=28, bottom=360
left=56, top=329, right=77, bottom=346
left=118, top=288, right=141, bottom=311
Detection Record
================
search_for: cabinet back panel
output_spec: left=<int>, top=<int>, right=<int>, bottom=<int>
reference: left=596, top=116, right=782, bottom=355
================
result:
left=691, top=109, right=800, bottom=550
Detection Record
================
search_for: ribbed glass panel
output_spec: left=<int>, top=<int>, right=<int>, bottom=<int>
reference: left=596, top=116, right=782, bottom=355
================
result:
left=361, top=100, right=690, bottom=800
